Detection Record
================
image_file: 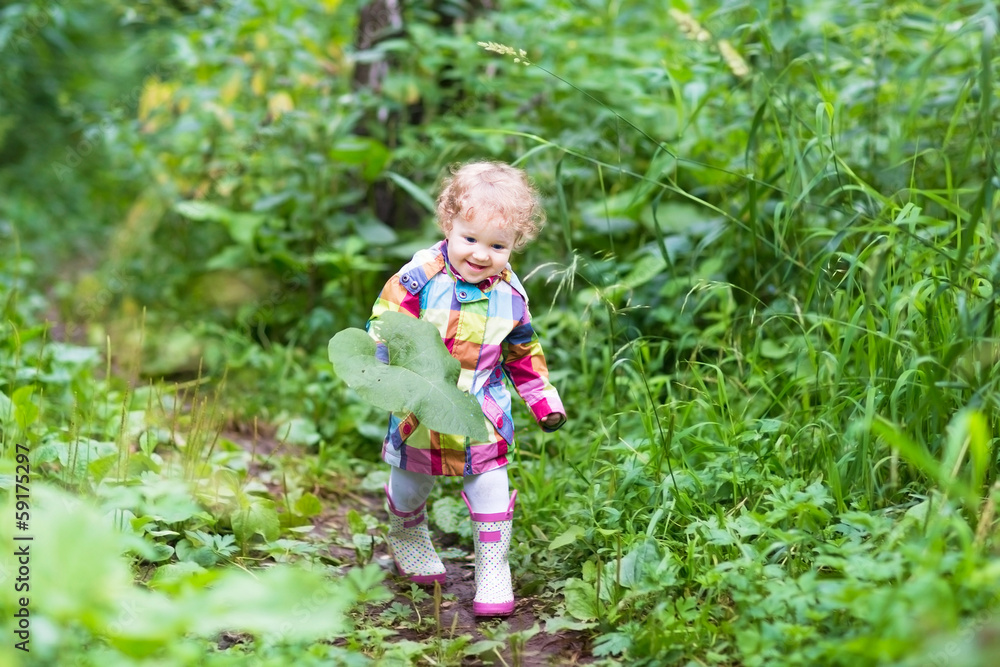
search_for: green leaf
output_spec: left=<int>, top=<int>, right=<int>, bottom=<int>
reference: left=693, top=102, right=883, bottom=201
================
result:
left=328, top=311, right=490, bottom=440
left=0, top=483, right=138, bottom=628
left=385, top=171, right=437, bottom=214
left=12, top=385, right=38, bottom=429
left=176, top=538, right=218, bottom=567
left=137, top=540, right=174, bottom=563
left=48, top=342, right=100, bottom=365
left=346, top=508, right=368, bottom=535
left=294, top=492, right=323, bottom=518
left=352, top=532, right=374, bottom=559
left=0, top=390, right=12, bottom=424
left=122, top=533, right=174, bottom=563
left=275, top=415, right=320, bottom=446
left=329, top=136, right=390, bottom=182
left=617, top=538, right=663, bottom=589
left=549, top=525, right=585, bottom=550
left=430, top=496, right=472, bottom=536
left=173, top=200, right=227, bottom=221
left=146, top=561, right=213, bottom=593
left=174, top=201, right=266, bottom=246
left=231, top=498, right=281, bottom=544
left=188, top=566, right=360, bottom=640
left=466, top=639, right=506, bottom=657
left=354, top=215, right=398, bottom=245
left=40, top=437, right=118, bottom=483
left=252, top=191, right=294, bottom=212
left=544, top=615, right=597, bottom=633
left=87, top=453, right=119, bottom=484
left=563, top=578, right=599, bottom=621
left=760, top=340, right=790, bottom=359
left=343, top=563, right=394, bottom=604
left=622, top=254, right=667, bottom=290
left=593, top=632, right=632, bottom=657
left=205, top=245, right=249, bottom=270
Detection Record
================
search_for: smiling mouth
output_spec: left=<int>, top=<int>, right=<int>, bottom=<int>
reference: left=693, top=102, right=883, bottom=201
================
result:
left=467, top=261, right=486, bottom=271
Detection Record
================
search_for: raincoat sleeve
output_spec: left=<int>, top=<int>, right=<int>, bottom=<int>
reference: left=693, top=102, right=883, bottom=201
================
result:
left=501, top=304, right=566, bottom=432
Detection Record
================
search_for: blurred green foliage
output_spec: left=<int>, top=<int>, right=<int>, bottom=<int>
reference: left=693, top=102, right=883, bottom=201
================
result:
left=3, top=0, right=1000, bottom=664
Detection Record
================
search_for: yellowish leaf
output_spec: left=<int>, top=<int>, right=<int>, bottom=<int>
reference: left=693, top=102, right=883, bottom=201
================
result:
left=718, top=39, right=750, bottom=78
left=298, top=73, right=320, bottom=87
left=220, top=71, right=243, bottom=104
left=268, top=92, right=295, bottom=120
left=251, top=70, right=266, bottom=96
left=138, top=79, right=176, bottom=125
left=204, top=101, right=235, bottom=131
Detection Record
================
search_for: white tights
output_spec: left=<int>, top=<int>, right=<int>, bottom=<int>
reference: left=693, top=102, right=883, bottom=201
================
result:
left=388, top=465, right=510, bottom=514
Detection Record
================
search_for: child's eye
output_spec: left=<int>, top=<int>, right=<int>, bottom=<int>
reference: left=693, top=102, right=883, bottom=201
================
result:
left=491, top=244, right=506, bottom=251
left=464, top=236, right=476, bottom=243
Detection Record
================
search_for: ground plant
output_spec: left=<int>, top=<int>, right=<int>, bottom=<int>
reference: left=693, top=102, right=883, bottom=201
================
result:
left=2, top=0, right=1000, bottom=664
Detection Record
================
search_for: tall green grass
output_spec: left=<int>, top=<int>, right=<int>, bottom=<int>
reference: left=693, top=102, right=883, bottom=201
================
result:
left=505, top=0, right=1000, bottom=664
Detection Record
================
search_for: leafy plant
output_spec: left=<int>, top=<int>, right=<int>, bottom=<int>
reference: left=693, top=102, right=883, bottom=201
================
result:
left=0, top=483, right=387, bottom=665
left=329, top=311, right=490, bottom=440
left=5, top=0, right=1000, bottom=664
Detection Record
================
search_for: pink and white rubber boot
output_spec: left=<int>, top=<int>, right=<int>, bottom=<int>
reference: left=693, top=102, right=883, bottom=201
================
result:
left=384, top=484, right=446, bottom=585
left=462, top=490, right=518, bottom=616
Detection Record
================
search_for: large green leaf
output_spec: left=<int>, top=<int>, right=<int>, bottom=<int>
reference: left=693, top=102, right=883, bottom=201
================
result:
left=231, top=498, right=281, bottom=544
left=328, top=311, right=489, bottom=441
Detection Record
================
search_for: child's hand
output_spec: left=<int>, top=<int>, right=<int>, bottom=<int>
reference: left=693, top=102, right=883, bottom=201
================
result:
left=540, top=413, right=566, bottom=430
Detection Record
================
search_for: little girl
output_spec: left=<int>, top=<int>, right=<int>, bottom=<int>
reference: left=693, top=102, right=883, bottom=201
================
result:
left=367, top=161, right=566, bottom=616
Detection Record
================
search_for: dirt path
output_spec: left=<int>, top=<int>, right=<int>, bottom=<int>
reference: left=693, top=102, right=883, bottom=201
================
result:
left=380, top=559, right=591, bottom=666
left=226, top=428, right=592, bottom=664
left=318, top=492, right=592, bottom=665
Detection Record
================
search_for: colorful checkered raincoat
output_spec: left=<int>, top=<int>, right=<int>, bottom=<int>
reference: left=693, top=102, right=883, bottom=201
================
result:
left=367, top=241, right=566, bottom=476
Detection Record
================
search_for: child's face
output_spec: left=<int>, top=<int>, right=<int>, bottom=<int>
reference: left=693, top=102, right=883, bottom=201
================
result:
left=446, top=212, right=516, bottom=283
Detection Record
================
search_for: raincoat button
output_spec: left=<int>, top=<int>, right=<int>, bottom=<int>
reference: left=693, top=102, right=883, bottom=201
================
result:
left=458, top=290, right=468, bottom=299
left=497, top=416, right=504, bottom=427
left=402, top=423, right=412, bottom=435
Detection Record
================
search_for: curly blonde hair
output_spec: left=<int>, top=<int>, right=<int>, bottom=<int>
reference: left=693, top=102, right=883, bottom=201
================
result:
left=435, top=161, right=545, bottom=251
